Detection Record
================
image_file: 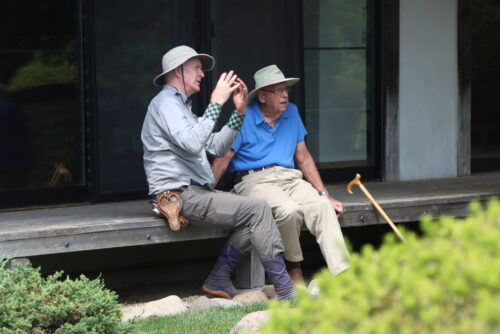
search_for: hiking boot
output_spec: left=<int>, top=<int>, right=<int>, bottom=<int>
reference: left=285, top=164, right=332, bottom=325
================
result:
left=201, top=243, right=245, bottom=299
left=262, top=256, right=294, bottom=300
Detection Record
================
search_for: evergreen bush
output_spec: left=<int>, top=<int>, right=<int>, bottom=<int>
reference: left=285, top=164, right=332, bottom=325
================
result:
left=0, top=260, right=128, bottom=334
left=261, top=198, right=500, bottom=334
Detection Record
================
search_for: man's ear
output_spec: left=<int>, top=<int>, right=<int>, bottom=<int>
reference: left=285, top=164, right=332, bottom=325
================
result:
left=257, top=90, right=266, bottom=104
left=172, top=66, right=182, bottom=79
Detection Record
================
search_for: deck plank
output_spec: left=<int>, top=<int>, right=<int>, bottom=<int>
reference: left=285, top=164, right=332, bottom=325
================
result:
left=1, top=172, right=499, bottom=258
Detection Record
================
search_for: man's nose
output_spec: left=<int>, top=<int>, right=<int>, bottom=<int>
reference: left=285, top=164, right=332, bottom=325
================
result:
left=200, top=70, right=205, bottom=78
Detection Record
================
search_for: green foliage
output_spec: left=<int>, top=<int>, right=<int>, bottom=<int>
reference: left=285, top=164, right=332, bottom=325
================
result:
left=130, top=302, right=268, bottom=334
left=0, top=260, right=129, bottom=334
left=261, top=198, right=500, bottom=334
left=8, top=49, right=76, bottom=91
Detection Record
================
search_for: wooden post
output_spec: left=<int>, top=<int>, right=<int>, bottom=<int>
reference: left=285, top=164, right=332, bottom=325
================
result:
left=234, top=249, right=265, bottom=289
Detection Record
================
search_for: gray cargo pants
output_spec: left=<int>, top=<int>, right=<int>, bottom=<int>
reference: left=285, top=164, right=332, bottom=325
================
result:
left=180, top=185, right=284, bottom=261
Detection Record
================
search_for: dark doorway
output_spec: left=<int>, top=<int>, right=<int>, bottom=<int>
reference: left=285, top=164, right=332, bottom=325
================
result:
left=471, top=0, right=500, bottom=172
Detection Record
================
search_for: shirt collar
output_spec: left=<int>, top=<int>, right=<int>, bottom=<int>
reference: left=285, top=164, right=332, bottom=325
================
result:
left=249, top=101, right=290, bottom=126
left=164, top=85, right=191, bottom=105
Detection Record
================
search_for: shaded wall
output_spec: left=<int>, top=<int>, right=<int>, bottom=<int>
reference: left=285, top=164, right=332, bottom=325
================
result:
left=399, top=0, right=458, bottom=180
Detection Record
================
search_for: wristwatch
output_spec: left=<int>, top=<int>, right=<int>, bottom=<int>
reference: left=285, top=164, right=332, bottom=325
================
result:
left=319, top=189, right=329, bottom=196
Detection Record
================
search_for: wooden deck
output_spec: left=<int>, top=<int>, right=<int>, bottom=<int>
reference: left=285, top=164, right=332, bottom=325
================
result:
left=1, top=172, right=499, bottom=259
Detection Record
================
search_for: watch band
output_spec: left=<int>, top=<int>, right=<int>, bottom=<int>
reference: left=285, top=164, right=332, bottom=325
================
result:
left=319, top=189, right=329, bottom=196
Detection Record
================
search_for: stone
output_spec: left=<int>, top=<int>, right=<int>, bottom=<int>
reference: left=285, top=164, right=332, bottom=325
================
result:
left=189, top=296, right=242, bottom=310
left=229, top=310, right=270, bottom=334
left=121, top=295, right=187, bottom=322
left=260, top=285, right=277, bottom=299
left=121, top=303, right=146, bottom=322
left=189, top=296, right=220, bottom=310
left=211, top=298, right=242, bottom=308
left=232, top=290, right=268, bottom=305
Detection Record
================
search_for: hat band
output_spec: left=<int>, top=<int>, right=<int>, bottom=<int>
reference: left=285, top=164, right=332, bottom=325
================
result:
left=257, top=76, right=288, bottom=87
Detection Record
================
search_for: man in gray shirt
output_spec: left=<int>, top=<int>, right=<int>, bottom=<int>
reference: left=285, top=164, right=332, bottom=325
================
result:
left=141, top=45, right=293, bottom=300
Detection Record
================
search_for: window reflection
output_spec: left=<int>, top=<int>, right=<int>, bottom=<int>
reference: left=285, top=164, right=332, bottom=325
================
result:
left=303, top=0, right=373, bottom=168
left=93, top=0, right=196, bottom=194
left=0, top=1, right=83, bottom=190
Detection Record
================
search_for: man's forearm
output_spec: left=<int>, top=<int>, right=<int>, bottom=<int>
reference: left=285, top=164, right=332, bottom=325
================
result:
left=211, top=150, right=235, bottom=186
left=300, top=158, right=326, bottom=194
left=211, top=158, right=229, bottom=186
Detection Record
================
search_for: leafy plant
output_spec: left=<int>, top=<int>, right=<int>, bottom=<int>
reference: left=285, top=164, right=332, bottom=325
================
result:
left=0, top=260, right=128, bottom=333
left=261, top=198, right=500, bottom=334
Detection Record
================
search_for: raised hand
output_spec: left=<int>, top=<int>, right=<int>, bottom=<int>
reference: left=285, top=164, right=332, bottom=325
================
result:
left=210, top=70, right=240, bottom=105
left=232, top=78, right=248, bottom=115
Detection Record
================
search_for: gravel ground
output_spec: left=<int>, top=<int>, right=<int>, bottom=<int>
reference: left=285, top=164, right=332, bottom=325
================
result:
left=116, top=278, right=205, bottom=305
left=115, top=269, right=316, bottom=306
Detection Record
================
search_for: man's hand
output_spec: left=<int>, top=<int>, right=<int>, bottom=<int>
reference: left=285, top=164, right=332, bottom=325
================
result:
left=233, top=78, right=248, bottom=115
left=211, top=71, right=240, bottom=105
left=325, top=196, right=344, bottom=217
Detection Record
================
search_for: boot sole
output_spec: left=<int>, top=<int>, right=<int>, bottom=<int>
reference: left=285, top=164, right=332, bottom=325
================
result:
left=201, top=285, right=232, bottom=299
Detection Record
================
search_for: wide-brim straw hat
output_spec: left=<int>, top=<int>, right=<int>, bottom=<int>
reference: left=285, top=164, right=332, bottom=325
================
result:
left=153, top=45, right=215, bottom=86
left=248, top=65, right=300, bottom=102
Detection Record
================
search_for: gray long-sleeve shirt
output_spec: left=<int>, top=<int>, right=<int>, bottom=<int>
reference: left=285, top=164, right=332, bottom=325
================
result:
left=141, top=85, right=243, bottom=195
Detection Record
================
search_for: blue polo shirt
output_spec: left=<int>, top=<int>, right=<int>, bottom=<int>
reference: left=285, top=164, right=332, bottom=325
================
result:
left=230, top=101, right=307, bottom=171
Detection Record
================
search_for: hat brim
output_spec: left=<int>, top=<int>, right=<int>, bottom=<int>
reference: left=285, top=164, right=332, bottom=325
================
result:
left=247, top=77, right=300, bottom=103
left=153, top=54, right=215, bottom=87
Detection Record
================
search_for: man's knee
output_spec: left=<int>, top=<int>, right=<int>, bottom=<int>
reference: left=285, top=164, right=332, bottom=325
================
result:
left=313, top=196, right=333, bottom=211
left=242, top=196, right=273, bottom=219
left=274, top=202, right=303, bottom=225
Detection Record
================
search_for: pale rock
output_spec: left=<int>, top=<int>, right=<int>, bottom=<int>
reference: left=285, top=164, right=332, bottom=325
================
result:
left=121, top=295, right=187, bottom=322
left=260, top=285, right=277, bottom=299
left=229, top=310, right=270, bottom=334
left=121, top=303, right=146, bottom=322
left=232, top=290, right=268, bottom=305
left=189, top=296, right=220, bottom=310
left=212, top=297, right=242, bottom=308
left=190, top=296, right=242, bottom=310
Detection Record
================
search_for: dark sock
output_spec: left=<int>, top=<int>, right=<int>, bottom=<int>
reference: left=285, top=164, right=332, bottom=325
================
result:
left=284, top=259, right=301, bottom=270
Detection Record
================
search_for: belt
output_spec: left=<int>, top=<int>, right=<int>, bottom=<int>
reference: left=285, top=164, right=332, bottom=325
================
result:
left=241, top=164, right=278, bottom=176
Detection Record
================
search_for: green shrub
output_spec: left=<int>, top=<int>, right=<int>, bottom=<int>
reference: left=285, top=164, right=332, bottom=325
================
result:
left=0, top=260, right=128, bottom=334
left=261, top=198, right=500, bottom=334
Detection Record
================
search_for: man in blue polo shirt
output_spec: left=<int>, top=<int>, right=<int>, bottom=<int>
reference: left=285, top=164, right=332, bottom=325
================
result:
left=212, top=65, right=350, bottom=282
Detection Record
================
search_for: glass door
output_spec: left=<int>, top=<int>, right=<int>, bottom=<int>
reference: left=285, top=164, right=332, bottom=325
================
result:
left=208, top=0, right=303, bottom=126
left=91, top=0, right=199, bottom=199
left=0, top=0, right=85, bottom=209
left=303, top=0, right=378, bottom=181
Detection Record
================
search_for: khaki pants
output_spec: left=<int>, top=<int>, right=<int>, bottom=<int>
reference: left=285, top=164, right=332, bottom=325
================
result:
left=234, top=166, right=350, bottom=275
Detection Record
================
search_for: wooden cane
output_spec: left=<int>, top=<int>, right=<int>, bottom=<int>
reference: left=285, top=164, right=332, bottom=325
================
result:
left=347, top=174, right=406, bottom=242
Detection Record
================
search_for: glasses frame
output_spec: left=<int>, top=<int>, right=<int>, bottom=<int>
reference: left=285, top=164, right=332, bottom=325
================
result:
left=262, top=86, right=289, bottom=95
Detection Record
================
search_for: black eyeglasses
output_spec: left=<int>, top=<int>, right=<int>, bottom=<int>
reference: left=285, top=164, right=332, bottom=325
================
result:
left=262, top=86, right=289, bottom=95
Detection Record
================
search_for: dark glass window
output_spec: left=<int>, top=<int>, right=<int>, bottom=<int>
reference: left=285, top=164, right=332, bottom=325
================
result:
left=471, top=0, right=500, bottom=172
left=92, top=0, right=197, bottom=197
left=209, top=0, right=303, bottom=124
left=303, top=0, right=376, bottom=176
left=0, top=1, right=84, bottom=192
